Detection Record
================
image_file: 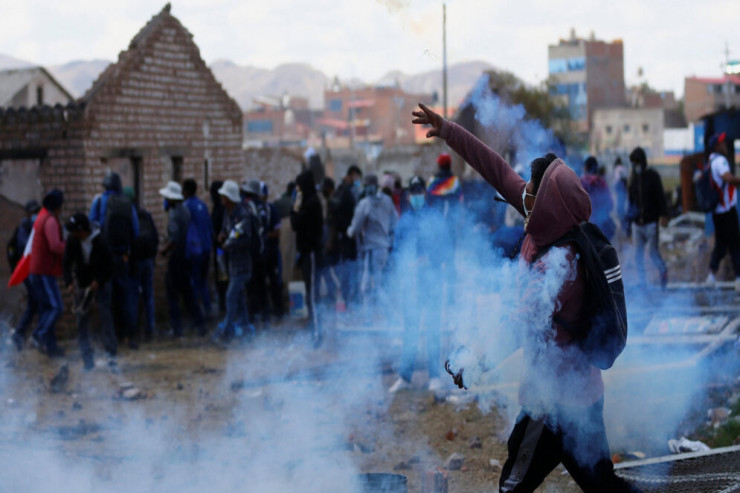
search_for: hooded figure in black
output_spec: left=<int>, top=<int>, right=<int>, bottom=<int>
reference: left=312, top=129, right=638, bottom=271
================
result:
left=290, top=169, right=324, bottom=346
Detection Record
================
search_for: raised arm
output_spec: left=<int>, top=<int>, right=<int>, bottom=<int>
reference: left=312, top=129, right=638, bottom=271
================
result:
left=412, top=103, right=526, bottom=214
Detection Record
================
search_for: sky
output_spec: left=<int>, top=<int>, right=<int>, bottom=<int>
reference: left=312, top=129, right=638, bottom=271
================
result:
left=1, top=0, right=738, bottom=98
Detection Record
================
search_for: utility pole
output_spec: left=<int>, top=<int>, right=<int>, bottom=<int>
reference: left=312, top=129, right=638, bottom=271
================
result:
left=724, top=42, right=731, bottom=109
left=443, top=3, right=448, bottom=119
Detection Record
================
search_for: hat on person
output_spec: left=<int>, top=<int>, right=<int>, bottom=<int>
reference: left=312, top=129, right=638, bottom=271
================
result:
left=241, top=179, right=261, bottom=197
left=158, top=181, right=184, bottom=201
left=102, top=171, right=122, bottom=192
left=708, top=132, right=727, bottom=151
left=364, top=174, right=378, bottom=187
left=260, top=181, right=269, bottom=197
left=24, top=199, right=41, bottom=213
left=122, top=186, right=136, bottom=201
left=409, top=175, right=426, bottom=194
left=218, top=179, right=241, bottom=203
left=42, top=189, right=64, bottom=211
left=584, top=156, right=599, bottom=174
left=437, top=153, right=452, bottom=168
left=65, top=212, right=90, bottom=232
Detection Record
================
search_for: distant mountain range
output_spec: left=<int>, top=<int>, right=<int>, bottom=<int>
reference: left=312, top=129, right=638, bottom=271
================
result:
left=0, top=53, right=494, bottom=111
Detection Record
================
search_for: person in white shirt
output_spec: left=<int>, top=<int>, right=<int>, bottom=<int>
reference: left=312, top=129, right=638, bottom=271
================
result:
left=706, top=132, right=740, bottom=290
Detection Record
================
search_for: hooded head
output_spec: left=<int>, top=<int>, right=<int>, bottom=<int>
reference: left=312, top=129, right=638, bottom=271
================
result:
left=525, top=158, right=591, bottom=249
left=102, top=171, right=122, bottom=192
left=584, top=156, right=599, bottom=175
left=42, top=189, right=64, bottom=212
left=629, top=147, right=647, bottom=172
left=295, top=169, right=317, bottom=198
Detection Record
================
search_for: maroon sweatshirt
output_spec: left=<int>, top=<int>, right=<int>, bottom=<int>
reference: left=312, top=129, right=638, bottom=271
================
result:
left=440, top=120, right=603, bottom=408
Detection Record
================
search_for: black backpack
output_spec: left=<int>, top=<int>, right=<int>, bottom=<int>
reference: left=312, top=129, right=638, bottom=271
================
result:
left=102, top=194, right=135, bottom=254
left=694, top=160, right=721, bottom=213
left=133, top=209, right=159, bottom=260
left=538, top=222, right=628, bottom=370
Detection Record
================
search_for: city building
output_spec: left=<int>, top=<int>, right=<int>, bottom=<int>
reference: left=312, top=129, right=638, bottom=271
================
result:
left=590, top=107, right=665, bottom=160
left=0, top=3, right=243, bottom=302
left=684, top=75, right=740, bottom=124
left=0, top=67, right=74, bottom=108
left=548, top=29, right=626, bottom=132
left=243, top=94, right=319, bottom=148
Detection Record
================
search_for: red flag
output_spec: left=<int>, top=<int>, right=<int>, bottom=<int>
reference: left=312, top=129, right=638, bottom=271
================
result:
left=8, top=208, right=48, bottom=287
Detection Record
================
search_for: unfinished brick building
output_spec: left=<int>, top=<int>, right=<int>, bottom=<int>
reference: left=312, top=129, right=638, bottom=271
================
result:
left=0, top=4, right=243, bottom=314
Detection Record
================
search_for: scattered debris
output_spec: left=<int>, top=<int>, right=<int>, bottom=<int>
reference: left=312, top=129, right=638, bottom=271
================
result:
left=176, top=382, right=184, bottom=390
left=444, top=429, right=458, bottom=441
left=708, top=407, right=732, bottom=428
left=445, top=453, right=464, bottom=470
left=489, top=459, right=502, bottom=470
left=394, top=461, right=411, bottom=471
left=422, top=468, right=448, bottom=493
left=53, top=420, right=102, bottom=440
left=468, top=436, right=482, bottom=449
left=116, top=383, right=147, bottom=400
left=49, top=365, right=69, bottom=394
left=72, top=401, right=83, bottom=411
left=668, top=437, right=710, bottom=454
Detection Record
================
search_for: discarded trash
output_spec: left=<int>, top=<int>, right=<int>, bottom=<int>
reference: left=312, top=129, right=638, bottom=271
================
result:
left=445, top=453, right=464, bottom=470
left=668, top=437, right=710, bottom=454
left=422, top=468, right=448, bottom=493
left=49, top=365, right=69, bottom=394
left=708, top=407, right=732, bottom=427
left=468, top=436, right=482, bottom=449
left=444, top=429, right=457, bottom=441
left=117, top=384, right=147, bottom=400
left=489, top=459, right=501, bottom=470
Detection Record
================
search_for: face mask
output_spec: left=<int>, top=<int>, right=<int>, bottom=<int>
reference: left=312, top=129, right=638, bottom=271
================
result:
left=365, top=185, right=378, bottom=196
left=163, top=198, right=170, bottom=211
left=353, top=179, right=362, bottom=190
left=409, top=194, right=425, bottom=210
left=522, top=187, right=535, bottom=217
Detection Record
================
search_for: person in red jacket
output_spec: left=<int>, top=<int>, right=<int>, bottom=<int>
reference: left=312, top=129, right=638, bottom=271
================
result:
left=412, top=104, right=640, bottom=493
left=28, top=189, right=66, bottom=357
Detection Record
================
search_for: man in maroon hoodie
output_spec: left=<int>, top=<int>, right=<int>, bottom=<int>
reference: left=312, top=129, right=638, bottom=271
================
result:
left=412, top=104, right=640, bottom=493
left=28, top=189, right=66, bottom=357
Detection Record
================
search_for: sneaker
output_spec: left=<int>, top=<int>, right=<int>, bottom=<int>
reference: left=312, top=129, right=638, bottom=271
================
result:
left=30, top=334, right=45, bottom=354
left=428, top=377, right=443, bottom=392
left=389, top=377, right=411, bottom=394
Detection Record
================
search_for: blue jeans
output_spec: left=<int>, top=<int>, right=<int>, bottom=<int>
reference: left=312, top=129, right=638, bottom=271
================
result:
left=16, top=278, right=39, bottom=336
left=223, top=273, right=251, bottom=335
left=29, top=274, right=63, bottom=353
left=190, top=252, right=212, bottom=317
left=135, top=258, right=156, bottom=335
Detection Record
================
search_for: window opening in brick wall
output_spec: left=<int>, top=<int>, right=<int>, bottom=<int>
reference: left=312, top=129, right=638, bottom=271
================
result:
left=131, top=157, right=142, bottom=208
left=36, top=86, right=43, bottom=106
left=171, top=156, right=183, bottom=183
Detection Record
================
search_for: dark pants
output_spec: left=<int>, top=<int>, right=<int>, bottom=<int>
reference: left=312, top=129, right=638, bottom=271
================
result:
left=135, top=257, right=155, bottom=336
left=300, top=250, right=321, bottom=340
left=110, top=255, right=137, bottom=342
left=710, top=207, right=740, bottom=277
left=499, top=399, right=641, bottom=493
left=16, top=278, right=39, bottom=336
left=29, top=274, right=62, bottom=354
left=76, top=283, right=117, bottom=362
left=266, top=247, right=284, bottom=318
left=190, top=251, right=212, bottom=318
left=214, top=247, right=228, bottom=313
left=166, top=255, right=205, bottom=336
left=248, top=256, right=269, bottom=324
left=334, top=234, right=358, bottom=306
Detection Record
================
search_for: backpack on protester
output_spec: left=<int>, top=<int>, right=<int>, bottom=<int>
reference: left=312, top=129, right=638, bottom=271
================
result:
left=102, top=193, right=135, bottom=254
left=694, top=160, right=721, bottom=213
left=133, top=209, right=159, bottom=260
left=6, top=226, right=21, bottom=272
left=536, top=222, right=628, bottom=370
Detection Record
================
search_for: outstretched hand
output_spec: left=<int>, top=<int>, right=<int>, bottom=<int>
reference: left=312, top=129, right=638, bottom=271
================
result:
left=411, top=103, right=443, bottom=139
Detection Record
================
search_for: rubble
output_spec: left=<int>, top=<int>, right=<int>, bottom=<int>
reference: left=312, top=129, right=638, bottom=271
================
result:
left=489, top=458, right=502, bottom=470
left=708, top=407, right=732, bottom=428
left=445, top=452, right=464, bottom=470
left=116, top=383, right=147, bottom=400
left=668, top=436, right=710, bottom=454
left=468, top=436, right=482, bottom=449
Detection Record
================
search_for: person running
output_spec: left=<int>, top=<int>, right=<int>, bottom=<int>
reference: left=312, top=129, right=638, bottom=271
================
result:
left=412, top=103, right=641, bottom=493
left=10, top=199, right=41, bottom=351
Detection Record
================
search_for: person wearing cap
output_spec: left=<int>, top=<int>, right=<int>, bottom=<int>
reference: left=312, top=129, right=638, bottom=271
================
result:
left=347, top=173, right=398, bottom=321
left=705, top=133, right=740, bottom=289
left=216, top=179, right=259, bottom=341
left=580, top=156, right=615, bottom=240
left=63, top=213, right=116, bottom=370
left=159, top=181, right=207, bottom=338
left=389, top=175, right=445, bottom=393
left=10, top=199, right=41, bottom=351
left=183, top=178, right=214, bottom=320
left=627, top=147, right=669, bottom=288
left=89, top=171, right=140, bottom=348
left=28, top=189, right=66, bottom=357
left=291, top=169, right=324, bottom=345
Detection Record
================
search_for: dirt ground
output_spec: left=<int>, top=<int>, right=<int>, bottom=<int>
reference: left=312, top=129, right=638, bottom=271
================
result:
left=0, top=322, right=585, bottom=493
